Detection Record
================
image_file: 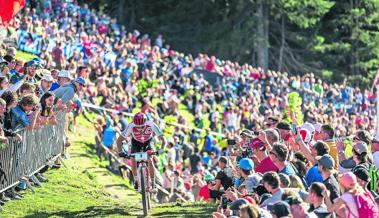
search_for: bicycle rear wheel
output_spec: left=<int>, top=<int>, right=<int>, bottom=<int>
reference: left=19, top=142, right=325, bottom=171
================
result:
left=140, top=167, right=149, bottom=217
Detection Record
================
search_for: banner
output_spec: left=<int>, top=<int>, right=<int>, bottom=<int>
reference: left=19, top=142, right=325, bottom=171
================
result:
left=17, top=30, right=43, bottom=55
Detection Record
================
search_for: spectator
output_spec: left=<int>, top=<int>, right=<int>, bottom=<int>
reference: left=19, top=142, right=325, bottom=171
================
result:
left=323, top=172, right=379, bottom=217
left=372, top=133, right=379, bottom=169
left=306, top=182, right=332, bottom=218
left=209, top=156, right=234, bottom=200
left=38, top=91, right=57, bottom=126
left=39, top=73, right=54, bottom=95
left=316, top=124, right=338, bottom=167
left=267, top=201, right=292, bottom=218
left=50, top=70, right=72, bottom=91
left=54, top=77, right=86, bottom=104
left=0, top=98, right=8, bottom=144
left=261, top=172, right=282, bottom=207
left=305, top=141, right=330, bottom=185
left=352, top=167, right=379, bottom=204
left=269, top=143, right=296, bottom=176
left=11, top=94, right=39, bottom=131
left=317, top=154, right=340, bottom=202
left=252, top=137, right=279, bottom=174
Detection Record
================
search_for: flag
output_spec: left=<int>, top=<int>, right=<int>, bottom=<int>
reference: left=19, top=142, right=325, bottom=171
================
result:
left=0, top=0, right=26, bottom=27
left=17, top=30, right=43, bottom=55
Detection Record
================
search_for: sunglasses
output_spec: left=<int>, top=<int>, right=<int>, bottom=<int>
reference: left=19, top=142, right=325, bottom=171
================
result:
left=353, top=137, right=361, bottom=141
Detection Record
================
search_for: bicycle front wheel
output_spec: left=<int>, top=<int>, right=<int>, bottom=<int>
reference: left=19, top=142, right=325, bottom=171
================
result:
left=140, top=167, right=149, bottom=217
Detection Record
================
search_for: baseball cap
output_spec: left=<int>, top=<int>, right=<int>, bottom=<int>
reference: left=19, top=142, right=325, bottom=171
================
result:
left=204, top=174, right=215, bottom=182
left=283, top=195, right=303, bottom=206
left=58, top=70, right=72, bottom=79
left=219, top=156, right=228, bottom=165
left=352, top=166, right=370, bottom=183
left=276, top=122, right=291, bottom=131
left=267, top=201, right=291, bottom=217
left=41, top=74, right=54, bottom=82
left=26, top=60, right=37, bottom=67
left=74, top=77, right=86, bottom=85
left=238, top=158, right=254, bottom=171
left=249, top=138, right=265, bottom=150
left=230, top=198, right=249, bottom=211
left=353, top=142, right=369, bottom=154
left=316, top=154, right=335, bottom=169
left=245, top=174, right=262, bottom=193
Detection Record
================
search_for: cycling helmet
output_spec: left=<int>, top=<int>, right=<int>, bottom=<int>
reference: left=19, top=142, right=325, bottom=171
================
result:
left=204, top=174, right=215, bottom=182
left=133, top=112, right=147, bottom=126
left=238, top=158, right=254, bottom=171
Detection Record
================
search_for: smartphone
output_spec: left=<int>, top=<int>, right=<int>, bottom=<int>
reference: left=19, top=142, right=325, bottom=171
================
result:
left=291, top=124, right=297, bottom=135
left=227, top=139, right=236, bottom=146
left=221, top=196, right=228, bottom=209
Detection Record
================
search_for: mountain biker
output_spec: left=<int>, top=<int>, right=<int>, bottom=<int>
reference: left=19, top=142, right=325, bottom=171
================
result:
left=116, top=112, right=166, bottom=191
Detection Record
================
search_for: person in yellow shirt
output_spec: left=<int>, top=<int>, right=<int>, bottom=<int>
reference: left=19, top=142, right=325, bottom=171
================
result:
left=316, top=124, right=338, bottom=169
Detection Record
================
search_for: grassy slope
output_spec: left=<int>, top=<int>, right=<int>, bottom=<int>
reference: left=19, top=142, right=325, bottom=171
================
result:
left=1, top=114, right=213, bottom=218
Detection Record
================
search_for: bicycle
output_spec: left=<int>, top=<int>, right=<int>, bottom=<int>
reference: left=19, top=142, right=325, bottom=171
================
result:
left=119, top=150, right=158, bottom=217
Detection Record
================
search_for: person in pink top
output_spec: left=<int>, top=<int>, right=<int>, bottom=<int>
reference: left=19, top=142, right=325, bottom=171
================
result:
left=250, top=129, right=279, bottom=174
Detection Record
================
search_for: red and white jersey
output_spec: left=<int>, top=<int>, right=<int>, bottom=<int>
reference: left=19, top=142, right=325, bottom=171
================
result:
left=122, top=120, right=163, bottom=143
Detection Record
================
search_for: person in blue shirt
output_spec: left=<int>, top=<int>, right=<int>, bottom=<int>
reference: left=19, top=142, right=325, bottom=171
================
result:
left=121, top=62, right=133, bottom=89
left=305, top=141, right=330, bottom=186
left=269, top=143, right=303, bottom=184
left=203, top=129, right=214, bottom=154
left=50, top=70, right=72, bottom=91
left=11, top=94, right=39, bottom=131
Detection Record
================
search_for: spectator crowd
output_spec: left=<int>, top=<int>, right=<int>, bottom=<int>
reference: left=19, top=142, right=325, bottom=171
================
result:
left=0, top=0, right=379, bottom=217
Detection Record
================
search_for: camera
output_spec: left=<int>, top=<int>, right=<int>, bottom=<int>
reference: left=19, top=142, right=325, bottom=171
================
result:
left=227, top=139, right=236, bottom=146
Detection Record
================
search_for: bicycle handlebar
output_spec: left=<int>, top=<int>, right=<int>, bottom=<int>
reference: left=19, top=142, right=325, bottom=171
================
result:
left=118, top=150, right=158, bottom=159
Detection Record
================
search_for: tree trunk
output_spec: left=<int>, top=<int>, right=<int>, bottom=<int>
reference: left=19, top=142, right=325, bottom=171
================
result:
left=278, top=16, right=285, bottom=72
left=118, top=0, right=126, bottom=25
left=256, top=0, right=269, bottom=71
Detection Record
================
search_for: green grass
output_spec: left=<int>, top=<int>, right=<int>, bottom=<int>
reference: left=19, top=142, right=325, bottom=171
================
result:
left=1, top=114, right=214, bottom=218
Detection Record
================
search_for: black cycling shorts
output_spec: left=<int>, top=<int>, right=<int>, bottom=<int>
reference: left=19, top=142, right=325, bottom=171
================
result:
left=131, top=137, right=153, bottom=154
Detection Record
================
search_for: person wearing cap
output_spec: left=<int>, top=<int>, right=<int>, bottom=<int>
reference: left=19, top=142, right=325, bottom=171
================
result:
left=23, top=60, right=38, bottom=84
left=235, top=158, right=259, bottom=190
left=53, top=77, right=86, bottom=105
left=317, top=154, right=340, bottom=203
left=353, top=167, right=379, bottom=204
left=323, top=172, right=379, bottom=217
left=281, top=192, right=307, bottom=218
left=276, top=122, right=292, bottom=143
left=253, top=137, right=279, bottom=174
left=267, top=201, right=292, bottom=218
left=209, top=156, right=234, bottom=199
left=198, top=174, right=214, bottom=202
left=351, top=142, right=378, bottom=192
left=304, top=141, right=330, bottom=185
left=307, top=182, right=332, bottom=218
left=50, top=70, right=72, bottom=91
left=39, top=73, right=54, bottom=96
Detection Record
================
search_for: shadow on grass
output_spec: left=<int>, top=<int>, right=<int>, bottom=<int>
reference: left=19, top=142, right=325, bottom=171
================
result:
left=22, top=205, right=139, bottom=218
left=151, top=203, right=215, bottom=218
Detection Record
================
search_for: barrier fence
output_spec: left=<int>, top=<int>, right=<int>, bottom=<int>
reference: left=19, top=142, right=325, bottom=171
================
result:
left=0, top=112, right=66, bottom=193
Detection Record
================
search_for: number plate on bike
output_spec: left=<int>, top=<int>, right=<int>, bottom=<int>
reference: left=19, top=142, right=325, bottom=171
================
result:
left=134, top=152, right=148, bottom=161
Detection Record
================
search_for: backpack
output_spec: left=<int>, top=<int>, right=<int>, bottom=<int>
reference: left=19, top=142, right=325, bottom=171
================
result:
left=349, top=191, right=379, bottom=218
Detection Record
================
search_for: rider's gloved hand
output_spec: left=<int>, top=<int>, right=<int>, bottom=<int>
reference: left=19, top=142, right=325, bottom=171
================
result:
left=158, top=149, right=165, bottom=154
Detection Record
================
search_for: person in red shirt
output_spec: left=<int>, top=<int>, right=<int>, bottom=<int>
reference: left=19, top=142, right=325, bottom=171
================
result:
left=251, top=130, right=279, bottom=174
left=198, top=174, right=214, bottom=202
left=205, top=56, right=216, bottom=72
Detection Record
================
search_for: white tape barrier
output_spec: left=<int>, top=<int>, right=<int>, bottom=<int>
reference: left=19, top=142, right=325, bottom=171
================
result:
left=81, top=102, right=225, bottom=137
